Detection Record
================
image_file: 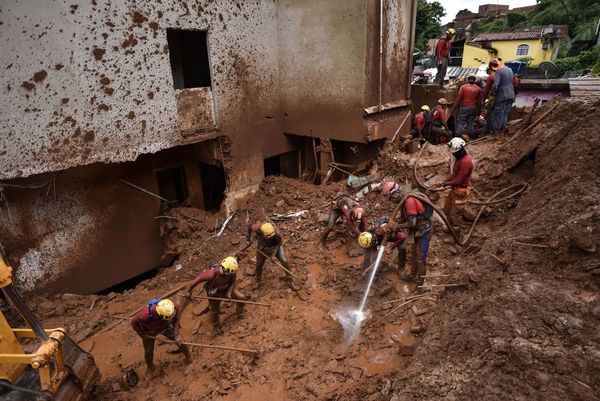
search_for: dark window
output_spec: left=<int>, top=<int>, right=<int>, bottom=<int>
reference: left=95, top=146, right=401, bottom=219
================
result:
left=199, top=163, right=226, bottom=211
left=264, top=151, right=299, bottom=178
left=166, top=29, right=211, bottom=89
left=156, top=165, right=188, bottom=204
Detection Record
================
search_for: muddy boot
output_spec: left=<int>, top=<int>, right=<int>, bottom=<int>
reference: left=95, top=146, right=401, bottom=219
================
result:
left=209, top=306, right=223, bottom=335
left=400, top=271, right=417, bottom=282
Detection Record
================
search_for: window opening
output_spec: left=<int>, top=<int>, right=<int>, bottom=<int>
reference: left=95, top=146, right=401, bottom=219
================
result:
left=166, top=29, right=211, bottom=89
left=264, top=150, right=299, bottom=178
left=199, top=163, right=226, bottom=211
left=156, top=165, right=188, bottom=204
left=516, top=44, right=529, bottom=56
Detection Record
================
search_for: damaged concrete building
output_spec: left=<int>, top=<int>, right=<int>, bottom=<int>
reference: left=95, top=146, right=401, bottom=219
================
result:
left=0, top=0, right=416, bottom=294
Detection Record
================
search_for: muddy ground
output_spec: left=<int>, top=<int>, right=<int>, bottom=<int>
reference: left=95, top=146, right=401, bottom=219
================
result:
left=22, top=97, right=600, bottom=400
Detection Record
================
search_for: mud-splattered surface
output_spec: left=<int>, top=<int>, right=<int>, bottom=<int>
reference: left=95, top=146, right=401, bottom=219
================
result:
left=19, top=98, right=600, bottom=400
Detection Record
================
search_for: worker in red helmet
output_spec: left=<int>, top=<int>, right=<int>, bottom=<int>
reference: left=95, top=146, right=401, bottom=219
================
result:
left=381, top=181, right=434, bottom=285
left=433, top=28, right=456, bottom=86
left=320, top=194, right=367, bottom=247
left=183, top=256, right=249, bottom=335
left=424, top=98, right=450, bottom=145
left=358, top=219, right=407, bottom=275
left=131, top=298, right=191, bottom=374
left=488, top=59, right=515, bottom=133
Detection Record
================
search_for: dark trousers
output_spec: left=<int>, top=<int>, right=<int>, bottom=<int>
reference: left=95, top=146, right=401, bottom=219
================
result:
left=140, top=324, right=190, bottom=369
left=425, top=125, right=448, bottom=145
left=405, top=226, right=433, bottom=285
left=455, top=106, right=478, bottom=139
left=434, top=58, right=448, bottom=85
left=256, top=245, right=291, bottom=281
left=490, top=99, right=512, bottom=132
left=362, top=243, right=407, bottom=272
left=320, top=208, right=342, bottom=245
left=206, top=287, right=248, bottom=330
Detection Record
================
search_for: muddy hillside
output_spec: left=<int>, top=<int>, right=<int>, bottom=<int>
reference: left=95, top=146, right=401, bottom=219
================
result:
left=23, top=97, right=600, bottom=400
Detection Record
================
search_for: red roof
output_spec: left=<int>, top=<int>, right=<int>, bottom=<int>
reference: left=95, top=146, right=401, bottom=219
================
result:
left=472, top=29, right=544, bottom=41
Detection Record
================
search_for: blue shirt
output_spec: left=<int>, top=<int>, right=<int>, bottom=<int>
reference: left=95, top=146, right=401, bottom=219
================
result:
left=490, top=66, right=515, bottom=102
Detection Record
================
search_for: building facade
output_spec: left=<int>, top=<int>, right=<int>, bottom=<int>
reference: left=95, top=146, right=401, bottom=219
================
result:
left=0, top=0, right=417, bottom=293
left=461, top=26, right=567, bottom=68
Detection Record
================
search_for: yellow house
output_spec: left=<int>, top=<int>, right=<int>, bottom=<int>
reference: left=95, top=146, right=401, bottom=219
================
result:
left=461, top=26, right=567, bottom=68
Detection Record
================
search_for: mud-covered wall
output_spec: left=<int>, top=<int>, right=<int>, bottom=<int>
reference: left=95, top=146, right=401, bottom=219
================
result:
left=277, top=0, right=368, bottom=142
left=1, top=160, right=166, bottom=294
left=0, top=0, right=280, bottom=195
left=278, top=0, right=415, bottom=143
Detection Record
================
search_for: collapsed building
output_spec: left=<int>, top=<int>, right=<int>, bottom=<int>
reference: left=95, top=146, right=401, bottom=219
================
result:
left=0, top=0, right=417, bottom=294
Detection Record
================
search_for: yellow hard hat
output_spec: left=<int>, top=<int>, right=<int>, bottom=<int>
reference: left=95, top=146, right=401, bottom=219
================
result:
left=447, top=28, right=456, bottom=35
left=421, top=105, right=430, bottom=112
left=155, top=299, right=176, bottom=320
left=221, top=256, right=238, bottom=274
left=358, top=232, right=373, bottom=249
left=260, top=222, right=275, bottom=238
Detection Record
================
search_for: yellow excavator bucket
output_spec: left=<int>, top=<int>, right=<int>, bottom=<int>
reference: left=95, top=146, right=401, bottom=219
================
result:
left=0, top=312, right=26, bottom=383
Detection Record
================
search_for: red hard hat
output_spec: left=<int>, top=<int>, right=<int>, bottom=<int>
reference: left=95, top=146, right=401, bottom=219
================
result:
left=382, top=181, right=399, bottom=196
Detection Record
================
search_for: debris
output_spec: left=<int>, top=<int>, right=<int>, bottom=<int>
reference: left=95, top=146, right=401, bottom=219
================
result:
left=216, top=210, right=237, bottom=237
left=269, top=210, right=308, bottom=221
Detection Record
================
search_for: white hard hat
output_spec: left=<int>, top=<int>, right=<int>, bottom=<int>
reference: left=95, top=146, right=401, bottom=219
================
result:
left=448, top=137, right=466, bottom=153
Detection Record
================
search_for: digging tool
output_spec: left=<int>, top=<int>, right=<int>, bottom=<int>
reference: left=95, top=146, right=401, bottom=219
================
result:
left=417, top=283, right=466, bottom=288
left=383, top=293, right=434, bottom=304
left=152, top=336, right=259, bottom=354
left=190, top=296, right=270, bottom=307
left=255, top=248, right=305, bottom=285
left=369, top=295, right=437, bottom=327
left=89, top=284, right=187, bottom=340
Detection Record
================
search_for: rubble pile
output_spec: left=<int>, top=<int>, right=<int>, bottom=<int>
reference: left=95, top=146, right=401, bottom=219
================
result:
left=22, top=98, right=599, bottom=401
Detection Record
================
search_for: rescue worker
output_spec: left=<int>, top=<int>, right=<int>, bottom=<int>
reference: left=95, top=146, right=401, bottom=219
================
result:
left=358, top=219, right=407, bottom=275
left=412, top=105, right=429, bottom=143
left=425, top=98, right=450, bottom=145
left=246, top=221, right=293, bottom=288
left=131, top=298, right=191, bottom=374
left=450, top=75, right=482, bottom=140
left=319, top=194, right=367, bottom=246
left=184, top=256, right=248, bottom=335
left=433, top=28, right=456, bottom=86
left=442, top=138, right=474, bottom=226
left=381, top=181, right=434, bottom=285
left=489, top=60, right=515, bottom=133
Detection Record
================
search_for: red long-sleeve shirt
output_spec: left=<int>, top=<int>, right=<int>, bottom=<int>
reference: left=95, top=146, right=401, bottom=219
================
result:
left=482, top=71, right=496, bottom=101
left=372, top=222, right=406, bottom=250
left=414, top=113, right=425, bottom=132
left=191, top=264, right=236, bottom=293
left=445, top=155, right=474, bottom=187
left=431, top=107, right=448, bottom=129
left=335, top=196, right=367, bottom=236
left=131, top=301, right=181, bottom=336
left=456, top=83, right=482, bottom=107
left=436, top=37, right=451, bottom=62
left=247, top=222, right=282, bottom=248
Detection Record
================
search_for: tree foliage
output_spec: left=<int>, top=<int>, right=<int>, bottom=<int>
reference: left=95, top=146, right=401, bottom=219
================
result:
left=414, top=0, right=445, bottom=54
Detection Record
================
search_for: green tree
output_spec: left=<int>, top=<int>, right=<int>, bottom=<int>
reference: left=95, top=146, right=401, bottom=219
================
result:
left=414, top=0, right=446, bottom=54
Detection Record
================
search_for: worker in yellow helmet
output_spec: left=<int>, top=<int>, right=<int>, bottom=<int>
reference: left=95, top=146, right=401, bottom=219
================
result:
left=246, top=221, right=295, bottom=290
left=433, top=27, right=457, bottom=86
left=412, top=104, right=430, bottom=144
left=358, top=218, right=407, bottom=274
left=131, top=298, right=191, bottom=374
left=184, top=256, right=248, bottom=334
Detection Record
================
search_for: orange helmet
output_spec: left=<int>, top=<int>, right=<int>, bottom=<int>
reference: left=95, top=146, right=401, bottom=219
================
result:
left=437, top=98, right=448, bottom=105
